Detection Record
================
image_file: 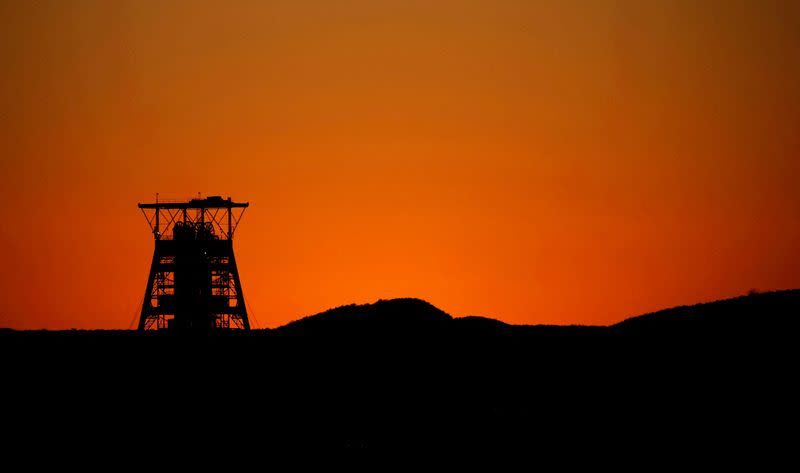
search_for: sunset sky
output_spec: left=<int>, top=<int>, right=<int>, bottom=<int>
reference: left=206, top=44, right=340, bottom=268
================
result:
left=1, top=0, right=798, bottom=329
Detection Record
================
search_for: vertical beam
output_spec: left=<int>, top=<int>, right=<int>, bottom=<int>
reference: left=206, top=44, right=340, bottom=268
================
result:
left=155, top=205, right=160, bottom=239
left=227, top=197, right=233, bottom=239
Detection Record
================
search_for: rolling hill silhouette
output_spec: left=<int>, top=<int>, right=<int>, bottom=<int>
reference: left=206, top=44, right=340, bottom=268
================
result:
left=611, top=289, right=800, bottom=336
left=276, top=298, right=453, bottom=336
left=269, top=288, right=799, bottom=338
left=2, top=289, right=796, bottom=454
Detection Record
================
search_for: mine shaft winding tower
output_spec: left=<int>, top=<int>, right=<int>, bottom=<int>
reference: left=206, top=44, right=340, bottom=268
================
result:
left=137, top=196, right=250, bottom=331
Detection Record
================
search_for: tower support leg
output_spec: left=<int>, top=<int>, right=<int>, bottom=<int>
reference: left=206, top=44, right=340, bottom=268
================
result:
left=138, top=246, right=160, bottom=331
left=228, top=249, right=250, bottom=330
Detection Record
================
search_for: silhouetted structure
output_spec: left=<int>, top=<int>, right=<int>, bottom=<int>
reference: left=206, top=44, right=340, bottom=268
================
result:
left=137, top=196, right=250, bottom=331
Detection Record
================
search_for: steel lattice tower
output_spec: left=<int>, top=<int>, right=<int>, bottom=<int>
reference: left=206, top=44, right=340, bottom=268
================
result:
left=137, top=196, right=250, bottom=331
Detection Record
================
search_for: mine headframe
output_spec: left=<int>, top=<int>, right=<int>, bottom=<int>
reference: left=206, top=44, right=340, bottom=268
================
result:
left=137, top=196, right=250, bottom=331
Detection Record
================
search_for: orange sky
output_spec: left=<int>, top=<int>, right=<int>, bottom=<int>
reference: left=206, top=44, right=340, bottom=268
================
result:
left=1, top=0, right=798, bottom=329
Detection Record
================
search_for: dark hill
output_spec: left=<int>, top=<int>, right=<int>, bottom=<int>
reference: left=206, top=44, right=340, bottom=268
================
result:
left=2, top=289, right=797, bottom=455
left=269, top=289, right=800, bottom=338
left=452, top=315, right=510, bottom=333
left=276, top=298, right=452, bottom=336
left=611, top=289, right=800, bottom=336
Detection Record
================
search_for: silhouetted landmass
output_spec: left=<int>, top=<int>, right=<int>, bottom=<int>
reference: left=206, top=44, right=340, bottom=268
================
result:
left=276, top=298, right=453, bottom=336
left=2, top=290, right=797, bottom=457
left=612, top=289, right=800, bottom=335
left=452, top=315, right=511, bottom=333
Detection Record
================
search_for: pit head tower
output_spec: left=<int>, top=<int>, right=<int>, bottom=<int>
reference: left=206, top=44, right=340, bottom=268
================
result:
left=137, top=196, right=250, bottom=331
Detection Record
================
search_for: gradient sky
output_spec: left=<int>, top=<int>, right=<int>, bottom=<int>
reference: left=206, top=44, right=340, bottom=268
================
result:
left=1, top=0, right=798, bottom=329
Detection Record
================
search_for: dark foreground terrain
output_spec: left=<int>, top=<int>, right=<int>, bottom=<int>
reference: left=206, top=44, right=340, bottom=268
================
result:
left=2, top=290, right=798, bottom=456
